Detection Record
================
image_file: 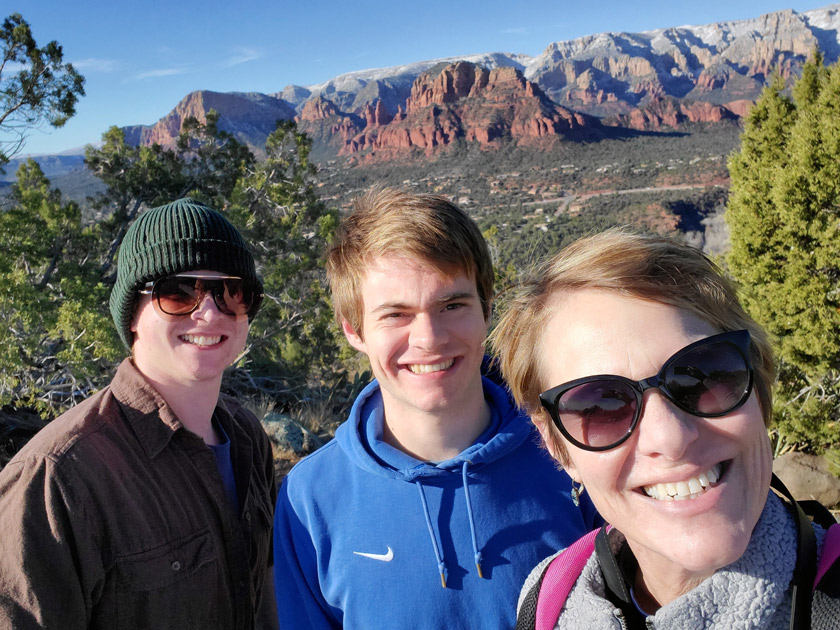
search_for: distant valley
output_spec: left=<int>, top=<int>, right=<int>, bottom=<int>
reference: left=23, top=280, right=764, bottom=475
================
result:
left=4, top=4, right=839, bottom=263
left=120, top=4, right=840, bottom=160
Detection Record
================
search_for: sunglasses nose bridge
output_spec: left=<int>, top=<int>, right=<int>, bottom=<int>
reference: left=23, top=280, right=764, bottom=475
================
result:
left=634, top=374, right=678, bottom=415
left=637, top=375, right=661, bottom=394
left=631, top=372, right=690, bottom=432
left=189, top=288, right=219, bottom=315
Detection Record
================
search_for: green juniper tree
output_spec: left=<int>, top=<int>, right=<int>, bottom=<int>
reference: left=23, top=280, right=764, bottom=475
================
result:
left=227, top=121, right=343, bottom=397
left=85, top=113, right=254, bottom=279
left=726, top=53, right=840, bottom=454
left=0, top=13, right=87, bottom=464
left=0, top=160, right=120, bottom=416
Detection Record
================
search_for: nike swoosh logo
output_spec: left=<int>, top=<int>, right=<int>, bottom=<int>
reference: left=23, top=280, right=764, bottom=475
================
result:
left=353, top=546, right=394, bottom=562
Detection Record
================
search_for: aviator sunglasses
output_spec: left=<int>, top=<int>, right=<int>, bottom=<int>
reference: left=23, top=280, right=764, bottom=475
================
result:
left=138, top=273, right=263, bottom=321
left=539, top=329, right=754, bottom=452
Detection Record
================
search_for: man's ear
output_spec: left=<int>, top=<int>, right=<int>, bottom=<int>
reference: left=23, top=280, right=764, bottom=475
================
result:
left=341, top=319, right=366, bottom=354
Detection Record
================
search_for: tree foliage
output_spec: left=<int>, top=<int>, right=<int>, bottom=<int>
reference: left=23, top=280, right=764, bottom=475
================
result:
left=227, top=121, right=343, bottom=395
left=84, top=111, right=254, bottom=279
left=1, top=113, right=345, bottom=428
left=0, top=159, right=121, bottom=415
left=0, top=13, right=85, bottom=165
left=726, top=53, right=840, bottom=452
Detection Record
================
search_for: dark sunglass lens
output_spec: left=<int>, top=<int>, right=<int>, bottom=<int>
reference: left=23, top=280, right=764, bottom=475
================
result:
left=151, top=275, right=258, bottom=318
left=155, top=277, right=200, bottom=315
left=214, top=279, right=255, bottom=316
left=665, top=342, right=750, bottom=416
left=557, top=381, right=637, bottom=448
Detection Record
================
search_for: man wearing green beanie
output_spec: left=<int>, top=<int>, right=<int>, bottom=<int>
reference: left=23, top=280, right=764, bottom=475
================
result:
left=0, top=198, right=279, bottom=630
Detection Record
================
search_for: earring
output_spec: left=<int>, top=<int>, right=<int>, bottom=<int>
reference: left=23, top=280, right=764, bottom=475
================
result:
left=570, top=480, right=584, bottom=507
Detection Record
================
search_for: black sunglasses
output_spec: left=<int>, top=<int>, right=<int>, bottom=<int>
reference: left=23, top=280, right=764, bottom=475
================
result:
left=138, top=274, right=263, bottom=321
left=539, top=330, right=754, bottom=452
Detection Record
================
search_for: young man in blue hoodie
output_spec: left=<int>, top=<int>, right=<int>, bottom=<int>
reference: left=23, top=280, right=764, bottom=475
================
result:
left=273, top=187, right=600, bottom=629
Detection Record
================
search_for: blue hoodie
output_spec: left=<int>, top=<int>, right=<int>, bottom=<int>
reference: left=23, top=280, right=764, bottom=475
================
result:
left=273, top=376, right=600, bottom=630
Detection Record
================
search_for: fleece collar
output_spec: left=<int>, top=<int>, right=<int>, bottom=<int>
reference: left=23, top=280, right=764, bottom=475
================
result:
left=557, top=491, right=818, bottom=629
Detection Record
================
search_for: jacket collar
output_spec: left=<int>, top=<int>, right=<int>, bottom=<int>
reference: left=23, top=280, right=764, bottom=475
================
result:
left=109, top=359, right=195, bottom=458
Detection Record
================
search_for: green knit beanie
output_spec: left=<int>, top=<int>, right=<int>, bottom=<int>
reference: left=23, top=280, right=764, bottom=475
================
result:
left=109, top=198, right=262, bottom=349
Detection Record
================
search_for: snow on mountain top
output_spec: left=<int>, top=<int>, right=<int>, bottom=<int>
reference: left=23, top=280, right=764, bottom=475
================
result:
left=297, top=52, right=532, bottom=95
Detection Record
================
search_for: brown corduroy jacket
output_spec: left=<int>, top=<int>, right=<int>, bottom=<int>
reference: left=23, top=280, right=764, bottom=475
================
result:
left=0, top=359, right=278, bottom=630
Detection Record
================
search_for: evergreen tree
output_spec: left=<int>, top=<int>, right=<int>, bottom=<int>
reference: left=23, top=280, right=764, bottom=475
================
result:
left=726, top=55, right=840, bottom=452
left=0, top=13, right=85, bottom=165
left=227, top=121, right=343, bottom=398
left=0, top=160, right=121, bottom=415
left=176, top=110, right=254, bottom=207
left=85, top=113, right=253, bottom=278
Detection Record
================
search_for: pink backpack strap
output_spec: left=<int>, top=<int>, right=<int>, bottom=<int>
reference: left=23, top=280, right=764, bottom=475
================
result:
left=814, top=523, right=840, bottom=589
left=535, top=528, right=601, bottom=630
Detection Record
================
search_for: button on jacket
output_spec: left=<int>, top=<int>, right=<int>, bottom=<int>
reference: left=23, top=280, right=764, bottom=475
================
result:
left=0, top=359, right=278, bottom=630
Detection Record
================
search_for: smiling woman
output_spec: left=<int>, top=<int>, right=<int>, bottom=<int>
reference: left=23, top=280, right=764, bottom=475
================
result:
left=492, top=228, right=839, bottom=629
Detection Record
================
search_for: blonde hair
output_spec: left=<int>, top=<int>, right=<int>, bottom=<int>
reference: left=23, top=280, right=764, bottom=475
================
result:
left=491, top=228, right=775, bottom=465
left=326, top=186, right=494, bottom=336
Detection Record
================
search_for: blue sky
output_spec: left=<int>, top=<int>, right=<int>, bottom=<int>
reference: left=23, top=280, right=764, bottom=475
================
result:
left=6, top=1, right=832, bottom=155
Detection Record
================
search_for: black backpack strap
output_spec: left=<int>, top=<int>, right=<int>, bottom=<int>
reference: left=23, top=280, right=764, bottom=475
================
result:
left=771, top=474, right=818, bottom=630
left=797, top=499, right=837, bottom=530
left=594, top=525, right=631, bottom=605
left=516, top=560, right=551, bottom=630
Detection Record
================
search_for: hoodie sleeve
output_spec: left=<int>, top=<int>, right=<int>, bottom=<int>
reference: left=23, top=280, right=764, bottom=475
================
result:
left=273, top=477, right=341, bottom=630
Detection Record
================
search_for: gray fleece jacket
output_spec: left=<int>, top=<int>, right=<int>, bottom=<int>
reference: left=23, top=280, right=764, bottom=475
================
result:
left=518, top=491, right=828, bottom=629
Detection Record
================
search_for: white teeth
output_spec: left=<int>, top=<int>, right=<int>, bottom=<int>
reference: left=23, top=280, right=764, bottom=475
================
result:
left=408, top=359, right=455, bottom=374
left=643, top=464, right=723, bottom=501
left=181, top=334, right=222, bottom=346
left=707, top=466, right=720, bottom=484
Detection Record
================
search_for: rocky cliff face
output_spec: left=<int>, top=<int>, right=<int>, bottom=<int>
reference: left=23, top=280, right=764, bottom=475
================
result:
left=129, top=5, right=840, bottom=156
left=605, top=96, right=739, bottom=130
left=527, top=5, right=839, bottom=121
left=137, top=90, right=296, bottom=150
left=295, top=61, right=599, bottom=159
left=294, top=95, right=364, bottom=151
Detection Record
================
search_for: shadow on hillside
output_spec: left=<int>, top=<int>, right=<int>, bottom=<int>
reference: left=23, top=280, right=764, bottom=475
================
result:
left=594, top=126, right=689, bottom=141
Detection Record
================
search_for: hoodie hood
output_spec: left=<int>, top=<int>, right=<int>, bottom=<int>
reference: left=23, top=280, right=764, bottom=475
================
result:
left=333, top=372, right=537, bottom=586
left=274, top=358, right=598, bottom=624
left=334, top=375, right=533, bottom=481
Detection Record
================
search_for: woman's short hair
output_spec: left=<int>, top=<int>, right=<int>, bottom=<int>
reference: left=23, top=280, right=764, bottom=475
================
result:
left=492, top=228, right=775, bottom=465
left=326, top=186, right=494, bottom=336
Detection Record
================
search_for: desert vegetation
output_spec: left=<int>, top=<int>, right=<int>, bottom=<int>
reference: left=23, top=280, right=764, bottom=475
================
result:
left=1, top=13, right=839, bottom=481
